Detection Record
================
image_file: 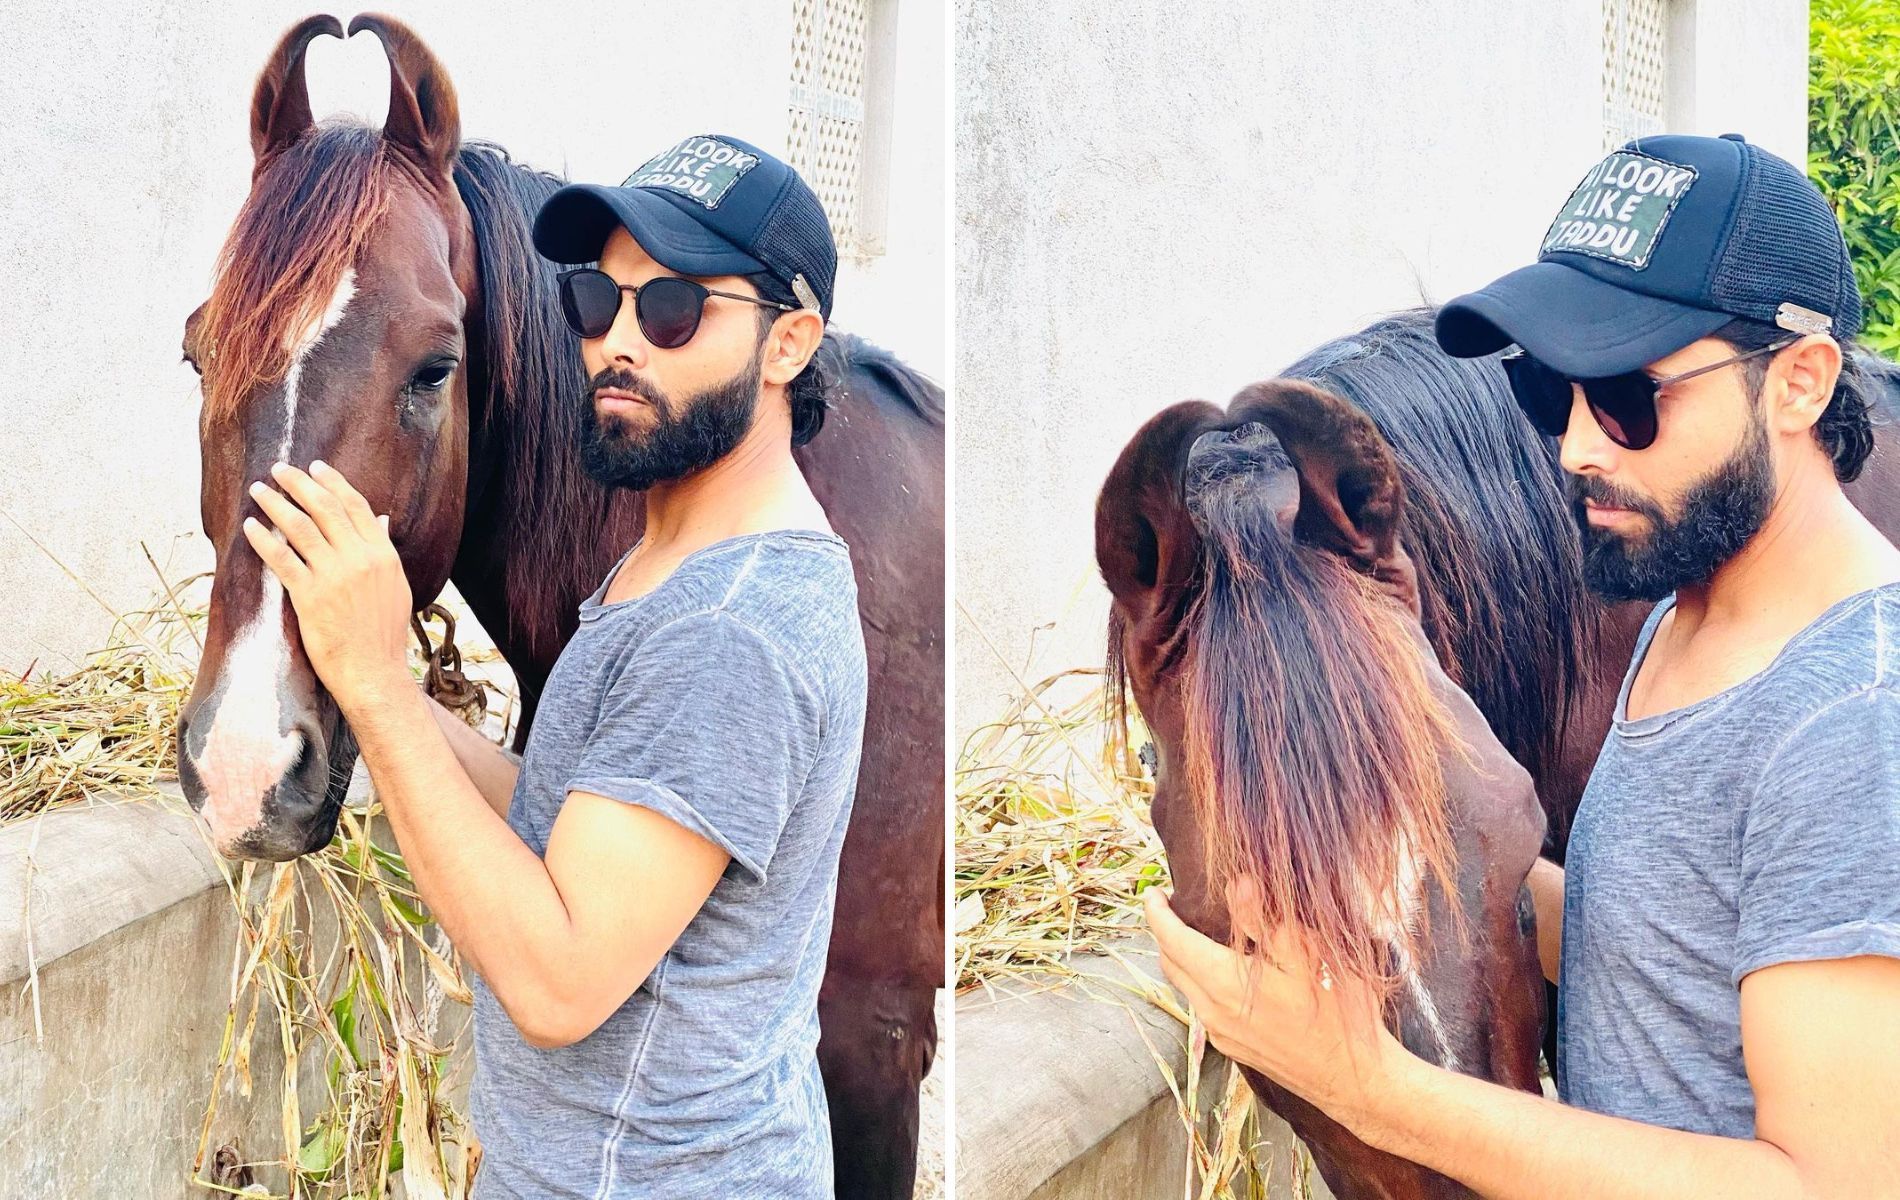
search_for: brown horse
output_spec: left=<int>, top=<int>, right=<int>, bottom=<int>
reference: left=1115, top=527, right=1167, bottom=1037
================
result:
left=1282, top=309, right=1900, bottom=1079
left=1098, top=380, right=1547, bottom=1200
left=174, top=15, right=942, bottom=1197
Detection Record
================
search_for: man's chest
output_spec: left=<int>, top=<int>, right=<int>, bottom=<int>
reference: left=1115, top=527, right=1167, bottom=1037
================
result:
left=1570, top=741, right=1749, bottom=965
left=1624, top=613, right=1796, bottom=722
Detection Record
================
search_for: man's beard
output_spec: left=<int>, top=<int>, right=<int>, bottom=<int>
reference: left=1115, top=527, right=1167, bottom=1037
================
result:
left=1571, top=414, right=1776, bottom=603
left=578, top=353, right=763, bottom=491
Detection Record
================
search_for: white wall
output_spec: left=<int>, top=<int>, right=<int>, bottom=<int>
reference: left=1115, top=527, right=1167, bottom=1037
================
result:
left=1668, top=0, right=1811, bottom=163
left=0, top=0, right=943, bottom=674
left=953, top=0, right=1811, bottom=741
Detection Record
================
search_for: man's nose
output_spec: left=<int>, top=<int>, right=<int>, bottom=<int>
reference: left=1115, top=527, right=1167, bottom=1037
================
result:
left=1557, top=384, right=1618, bottom=476
left=599, top=292, right=652, bottom=370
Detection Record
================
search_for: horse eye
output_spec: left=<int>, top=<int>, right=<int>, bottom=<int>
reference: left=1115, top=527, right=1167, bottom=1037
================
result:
left=181, top=352, right=202, bottom=377
left=410, top=362, right=456, bottom=391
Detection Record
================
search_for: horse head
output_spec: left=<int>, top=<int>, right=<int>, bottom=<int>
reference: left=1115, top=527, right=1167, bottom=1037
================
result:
left=1097, top=379, right=1546, bottom=1197
left=176, top=14, right=477, bottom=859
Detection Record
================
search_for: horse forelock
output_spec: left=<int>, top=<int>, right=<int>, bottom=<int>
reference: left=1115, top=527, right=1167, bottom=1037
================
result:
left=1174, top=438, right=1462, bottom=1001
left=197, top=123, right=402, bottom=428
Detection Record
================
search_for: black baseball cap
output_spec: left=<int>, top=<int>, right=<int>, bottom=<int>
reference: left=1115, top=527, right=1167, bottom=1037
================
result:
left=532, top=133, right=837, bottom=320
left=1436, top=133, right=1861, bottom=377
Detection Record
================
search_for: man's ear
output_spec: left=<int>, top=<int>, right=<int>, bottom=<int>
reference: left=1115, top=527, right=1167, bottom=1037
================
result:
left=761, top=309, right=827, bottom=388
left=1771, top=334, right=1844, bottom=437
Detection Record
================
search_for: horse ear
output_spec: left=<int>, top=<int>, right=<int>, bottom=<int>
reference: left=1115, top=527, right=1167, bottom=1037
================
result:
left=1096, top=401, right=1225, bottom=619
left=348, top=13, right=462, bottom=181
left=249, top=15, right=343, bottom=168
left=1227, top=379, right=1421, bottom=617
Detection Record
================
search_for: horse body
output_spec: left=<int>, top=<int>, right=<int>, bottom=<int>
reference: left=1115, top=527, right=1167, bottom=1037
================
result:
left=179, top=16, right=940, bottom=1197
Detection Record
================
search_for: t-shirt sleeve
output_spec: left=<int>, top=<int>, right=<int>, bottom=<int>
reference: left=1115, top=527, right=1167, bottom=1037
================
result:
left=1734, top=686, right=1900, bottom=983
left=563, top=610, right=823, bottom=887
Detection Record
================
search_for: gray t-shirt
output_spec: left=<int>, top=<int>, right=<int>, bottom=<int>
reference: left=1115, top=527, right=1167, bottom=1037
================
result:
left=469, top=529, right=867, bottom=1199
left=1558, top=582, right=1900, bottom=1136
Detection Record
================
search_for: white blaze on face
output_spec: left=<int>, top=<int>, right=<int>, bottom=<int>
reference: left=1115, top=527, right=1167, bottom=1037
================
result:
left=1374, top=830, right=1462, bottom=1073
left=191, top=269, right=356, bottom=853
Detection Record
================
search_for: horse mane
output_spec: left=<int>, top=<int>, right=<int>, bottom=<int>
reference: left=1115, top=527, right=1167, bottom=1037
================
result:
left=1175, top=424, right=1459, bottom=995
left=196, top=123, right=402, bottom=425
left=1281, top=308, right=1600, bottom=787
left=820, top=332, right=946, bottom=427
left=451, top=140, right=603, bottom=667
left=1853, top=345, right=1900, bottom=425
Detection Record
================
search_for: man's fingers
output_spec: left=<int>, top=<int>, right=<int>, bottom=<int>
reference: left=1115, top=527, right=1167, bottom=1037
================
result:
left=1146, top=888, right=1248, bottom=992
left=268, top=462, right=359, bottom=547
left=242, top=516, right=310, bottom=590
left=1225, top=874, right=1273, bottom=953
left=309, top=459, right=383, bottom=541
left=249, top=482, right=331, bottom=566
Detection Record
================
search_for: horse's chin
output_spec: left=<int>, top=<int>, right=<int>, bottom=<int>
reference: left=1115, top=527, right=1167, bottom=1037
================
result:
left=216, top=809, right=340, bottom=862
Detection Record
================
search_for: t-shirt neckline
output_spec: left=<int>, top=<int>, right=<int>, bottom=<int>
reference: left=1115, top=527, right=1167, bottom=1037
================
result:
left=1613, top=579, right=1900, bottom=737
left=577, top=527, right=846, bottom=620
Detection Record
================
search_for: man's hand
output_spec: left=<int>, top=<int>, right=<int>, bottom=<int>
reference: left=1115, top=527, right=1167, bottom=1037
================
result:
left=1144, top=886, right=1406, bottom=1127
left=243, top=459, right=413, bottom=714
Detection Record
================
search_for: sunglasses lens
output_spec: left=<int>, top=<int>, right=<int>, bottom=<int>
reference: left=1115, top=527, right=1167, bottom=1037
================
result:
left=636, top=277, right=705, bottom=349
left=1502, top=354, right=1573, bottom=438
left=1582, top=375, right=1659, bottom=451
left=560, top=270, right=621, bottom=339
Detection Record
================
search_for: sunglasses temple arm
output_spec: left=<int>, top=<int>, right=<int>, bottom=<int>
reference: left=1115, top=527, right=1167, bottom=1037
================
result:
left=1654, top=339, right=1798, bottom=387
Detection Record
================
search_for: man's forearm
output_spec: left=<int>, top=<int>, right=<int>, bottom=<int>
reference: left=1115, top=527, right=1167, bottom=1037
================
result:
left=1352, top=1052, right=1806, bottom=1200
left=342, top=680, right=581, bottom=1027
left=421, top=693, right=521, bottom=819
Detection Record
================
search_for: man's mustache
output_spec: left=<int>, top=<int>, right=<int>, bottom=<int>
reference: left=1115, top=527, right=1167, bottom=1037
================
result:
left=1567, top=472, right=1664, bottom=520
left=588, top=367, right=666, bottom=408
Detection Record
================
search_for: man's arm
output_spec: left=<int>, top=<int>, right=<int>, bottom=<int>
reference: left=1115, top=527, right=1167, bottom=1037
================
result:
left=1349, top=955, right=1900, bottom=1199
left=240, top=462, right=790, bottom=1049
left=1527, top=855, right=1563, bottom=984
left=350, top=684, right=730, bottom=1049
left=422, top=693, right=521, bottom=819
left=1147, top=891, right=1900, bottom=1200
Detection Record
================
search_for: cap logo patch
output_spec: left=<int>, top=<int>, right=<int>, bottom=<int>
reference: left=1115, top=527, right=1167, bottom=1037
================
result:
left=1540, top=151, right=1698, bottom=270
left=624, top=136, right=760, bottom=210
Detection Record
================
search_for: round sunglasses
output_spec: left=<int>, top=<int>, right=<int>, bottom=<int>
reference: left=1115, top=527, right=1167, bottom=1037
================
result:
left=555, top=267, right=794, bottom=348
left=1501, top=337, right=1797, bottom=451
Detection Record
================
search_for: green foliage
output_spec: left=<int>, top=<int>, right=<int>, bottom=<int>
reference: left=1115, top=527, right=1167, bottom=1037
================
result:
left=1811, top=1, right=1900, bottom=354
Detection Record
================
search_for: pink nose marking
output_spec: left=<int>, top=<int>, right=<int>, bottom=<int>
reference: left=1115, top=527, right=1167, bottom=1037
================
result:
left=192, top=587, right=300, bottom=851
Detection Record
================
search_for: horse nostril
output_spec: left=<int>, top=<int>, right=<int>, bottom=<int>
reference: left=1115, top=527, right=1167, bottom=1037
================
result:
left=285, top=721, right=328, bottom=795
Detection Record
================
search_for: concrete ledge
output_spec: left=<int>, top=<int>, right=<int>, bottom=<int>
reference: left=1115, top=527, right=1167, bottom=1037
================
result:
left=0, top=783, right=466, bottom=1196
left=956, top=936, right=1331, bottom=1200
left=0, top=785, right=220, bottom=986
